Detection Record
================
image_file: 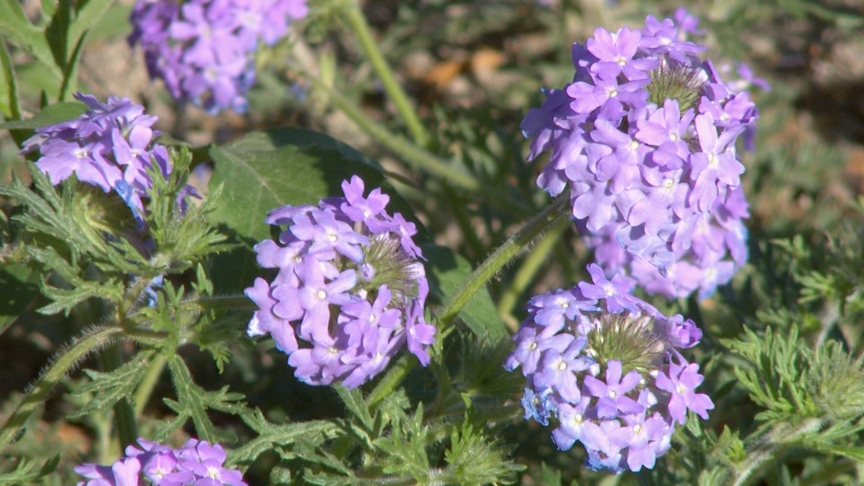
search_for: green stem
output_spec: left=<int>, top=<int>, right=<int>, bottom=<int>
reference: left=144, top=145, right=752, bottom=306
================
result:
left=314, top=77, right=480, bottom=193
left=496, top=216, right=569, bottom=333
left=0, top=326, right=126, bottom=452
left=178, top=294, right=257, bottom=313
left=99, top=344, right=138, bottom=449
left=436, top=196, right=571, bottom=332
left=342, top=0, right=429, bottom=147
left=367, top=354, right=414, bottom=410
left=134, top=353, right=167, bottom=417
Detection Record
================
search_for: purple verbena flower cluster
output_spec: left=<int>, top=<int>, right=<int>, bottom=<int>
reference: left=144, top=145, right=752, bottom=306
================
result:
left=129, top=0, right=308, bottom=114
left=521, top=10, right=759, bottom=300
left=245, top=176, right=434, bottom=388
left=20, top=93, right=191, bottom=223
left=506, top=264, right=712, bottom=473
left=75, top=438, right=246, bottom=486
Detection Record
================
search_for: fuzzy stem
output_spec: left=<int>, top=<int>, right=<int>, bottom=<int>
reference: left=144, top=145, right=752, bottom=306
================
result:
left=367, top=354, right=413, bottom=410
left=436, top=196, right=571, bottom=332
left=496, top=216, right=569, bottom=333
left=178, top=294, right=257, bottom=314
left=342, top=0, right=429, bottom=147
left=0, top=326, right=126, bottom=452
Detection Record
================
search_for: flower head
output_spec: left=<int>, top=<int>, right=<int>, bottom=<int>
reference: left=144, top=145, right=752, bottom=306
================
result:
left=246, top=176, right=433, bottom=388
left=507, top=265, right=712, bottom=474
left=75, top=438, right=247, bottom=486
left=20, top=93, right=194, bottom=225
left=523, top=11, right=758, bottom=300
left=129, top=0, right=308, bottom=114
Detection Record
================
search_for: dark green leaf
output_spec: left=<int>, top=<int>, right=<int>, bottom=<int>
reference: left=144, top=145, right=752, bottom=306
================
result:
left=420, top=243, right=508, bottom=341
left=207, top=131, right=387, bottom=242
left=207, top=128, right=421, bottom=294
left=44, top=0, right=71, bottom=72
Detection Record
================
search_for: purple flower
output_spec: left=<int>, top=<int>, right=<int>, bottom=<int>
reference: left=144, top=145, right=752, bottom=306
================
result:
left=21, top=93, right=195, bottom=226
left=129, top=0, right=308, bottom=114
left=523, top=13, right=757, bottom=300
left=655, top=360, right=714, bottom=423
left=507, top=266, right=712, bottom=473
left=583, top=360, right=644, bottom=418
left=246, top=176, right=433, bottom=388
left=76, top=438, right=247, bottom=486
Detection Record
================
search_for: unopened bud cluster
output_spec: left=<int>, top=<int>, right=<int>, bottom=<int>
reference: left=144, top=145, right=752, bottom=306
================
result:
left=246, top=176, right=435, bottom=388
left=506, top=264, right=712, bottom=473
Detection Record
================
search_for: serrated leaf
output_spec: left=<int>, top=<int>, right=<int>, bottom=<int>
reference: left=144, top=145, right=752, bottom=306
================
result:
left=161, top=354, right=246, bottom=444
left=0, top=101, right=87, bottom=130
left=230, top=410, right=340, bottom=468
left=68, top=351, right=153, bottom=418
left=812, top=444, right=864, bottom=462
left=334, top=387, right=373, bottom=432
left=0, top=455, right=60, bottom=484
left=420, top=243, right=507, bottom=341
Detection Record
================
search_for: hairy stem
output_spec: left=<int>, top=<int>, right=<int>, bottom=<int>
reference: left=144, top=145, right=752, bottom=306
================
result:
left=436, top=196, right=571, bottom=332
left=0, top=326, right=126, bottom=452
left=496, top=216, right=569, bottom=333
left=342, top=0, right=429, bottom=147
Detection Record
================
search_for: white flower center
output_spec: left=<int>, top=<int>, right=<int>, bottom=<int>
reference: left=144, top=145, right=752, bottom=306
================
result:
left=317, top=289, right=327, bottom=300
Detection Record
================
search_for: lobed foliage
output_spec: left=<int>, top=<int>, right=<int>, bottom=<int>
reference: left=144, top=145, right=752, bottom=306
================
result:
left=1, top=0, right=864, bottom=485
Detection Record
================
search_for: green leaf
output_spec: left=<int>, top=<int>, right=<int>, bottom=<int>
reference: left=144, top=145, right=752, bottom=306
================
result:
left=207, top=130, right=388, bottom=242
left=0, top=0, right=63, bottom=78
left=159, top=354, right=246, bottom=444
left=206, top=128, right=419, bottom=294
left=45, top=0, right=72, bottom=72
left=0, top=39, right=21, bottom=119
left=0, top=101, right=86, bottom=130
left=420, top=243, right=508, bottom=341
left=68, top=351, right=153, bottom=418
left=0, top=456, right=60, bottom=485
left=230, top=410, right=340, bottom=469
